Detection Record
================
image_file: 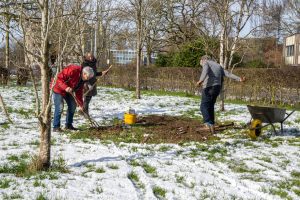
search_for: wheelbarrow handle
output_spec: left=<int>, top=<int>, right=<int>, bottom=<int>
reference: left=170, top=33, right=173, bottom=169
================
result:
left=282, top=110, right=296, bottom=123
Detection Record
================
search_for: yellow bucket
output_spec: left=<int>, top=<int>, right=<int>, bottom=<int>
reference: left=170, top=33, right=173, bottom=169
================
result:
left=124, top=113, right=137, bottom=125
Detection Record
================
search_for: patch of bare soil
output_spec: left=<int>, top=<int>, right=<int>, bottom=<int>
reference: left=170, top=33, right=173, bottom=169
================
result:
left=85, top=115, right=233, bottom=144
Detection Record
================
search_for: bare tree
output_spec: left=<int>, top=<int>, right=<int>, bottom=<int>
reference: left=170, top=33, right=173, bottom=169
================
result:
left=209, top=0, right=258, bottom=110
left=161, top=0, right=206, bottom=48
left=130, top=0, right=143, bottom=99
left=13, top=0, right=91, bottom=169
left=283, top=0, right=300, bottom=34
left=0, top=1, right=14, bottom=74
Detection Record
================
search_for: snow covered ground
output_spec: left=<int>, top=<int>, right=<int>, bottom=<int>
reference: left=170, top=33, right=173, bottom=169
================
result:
left=0, top=86, right=300, bottom=200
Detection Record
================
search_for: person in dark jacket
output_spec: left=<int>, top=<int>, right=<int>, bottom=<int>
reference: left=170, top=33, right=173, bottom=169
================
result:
left=51, top=64, right=94, bottom=132
left=81, top=52, right=110, bottom=114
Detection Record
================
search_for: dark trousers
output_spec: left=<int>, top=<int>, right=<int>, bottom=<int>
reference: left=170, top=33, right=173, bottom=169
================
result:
left=53, top=93, right=76, bottom=128
left=200, top=85, right=221, bottom=125
left=83, top=95, right=93, bottom=114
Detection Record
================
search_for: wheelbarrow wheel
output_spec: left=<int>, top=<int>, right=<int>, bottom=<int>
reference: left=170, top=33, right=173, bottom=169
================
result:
left=248, top=119, right=262, bottom=139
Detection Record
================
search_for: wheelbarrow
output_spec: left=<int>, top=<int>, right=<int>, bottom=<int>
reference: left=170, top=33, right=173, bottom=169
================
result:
left=247, top=105, right=296, bottom=139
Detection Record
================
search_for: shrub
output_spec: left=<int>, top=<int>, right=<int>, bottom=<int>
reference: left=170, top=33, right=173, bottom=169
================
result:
left=245, top=59, right=267, bottom=68
left=155, top=37, right=218, bottom=68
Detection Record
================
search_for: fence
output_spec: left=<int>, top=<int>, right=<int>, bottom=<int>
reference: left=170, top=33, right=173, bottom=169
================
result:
left=98, top=66, right=300, bottom=106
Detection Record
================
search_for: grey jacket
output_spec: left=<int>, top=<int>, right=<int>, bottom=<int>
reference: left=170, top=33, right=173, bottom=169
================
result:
left=199, top=60, right=241, bottom=88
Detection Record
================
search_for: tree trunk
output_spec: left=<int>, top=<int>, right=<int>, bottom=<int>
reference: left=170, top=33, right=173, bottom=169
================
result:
left=0, top=93, right=13, bottom=123
left=28, top=66, right=40, bottom=116
left=136, top=0, right=142, bottom=99
left=38, top=0, right=51, bottom=170
left=146, top=46, right=151, bottom=66
left=136, top=47, right=141, bottom=99
left=5, top=15, right=10, bottom=69
left=219, top=28, right=226, bottom=111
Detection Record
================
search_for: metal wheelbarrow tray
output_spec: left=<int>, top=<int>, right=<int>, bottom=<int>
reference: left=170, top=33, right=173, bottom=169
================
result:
left=247, top=105, right=296, bottom=137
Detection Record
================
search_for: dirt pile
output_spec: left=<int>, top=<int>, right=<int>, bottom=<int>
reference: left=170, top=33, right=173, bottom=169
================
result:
left=85, top=115, right=233, bottom=143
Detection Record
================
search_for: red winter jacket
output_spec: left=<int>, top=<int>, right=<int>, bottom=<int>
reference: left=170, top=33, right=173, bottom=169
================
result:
left=51, top=64, right=84, bottom=107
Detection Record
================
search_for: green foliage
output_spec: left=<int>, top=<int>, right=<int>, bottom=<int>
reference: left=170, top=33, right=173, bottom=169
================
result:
left=231, top=53, right=244, bottom=68
left=245, top=59, right=267, bottom=68
left=155, top=37, right=218, bottom=68
left=155, top=54, right=170, bottom=67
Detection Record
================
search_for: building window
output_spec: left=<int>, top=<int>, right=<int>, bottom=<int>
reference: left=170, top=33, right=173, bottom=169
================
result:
left=286, top=45, right=294, bottom=57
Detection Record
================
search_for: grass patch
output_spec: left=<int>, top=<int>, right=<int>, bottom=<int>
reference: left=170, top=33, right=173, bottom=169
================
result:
left=29, top=140, right=40, bottom=146
left=95, top=167, right=105, bottom=173
left=8, top=141, right=19, bottom=147
left=294, top=189, right=300, bottom=196
left=153, top=186, right=167, bottom=198
left=0, top=178, right=13, bottom=189
left=241, top=175, right=267, bottom=182
left=33, top=179, right=46, bottom=187
left=7, top=155, right=20, bottom=162
left=175, top=174, right=185, bottom=184
left=229, top=162, right=261, bottom=174
left=17, top=108, right=33, bottom=118
left=2, top=193, right=23, bottom=199
left=7, top=152, right=30, bottom=162
left=36, top=193, right=47, bottom=200
left=69, top=131, right=92, bottom=140
left=128, top=171, right=139, bottom=182
left=129, top=159, right=140, bottom=167
left=158, top=145, right=172, bottom=152
left=142, top=162, right=157, bottom=176
left=107, top=164, right=119, bottom=170
left=35, top=172, right=59, bottom=180
left=51, top=156, right=70, bottom=173
left=269, top=188, right=291, bottom=199
left=0, top=155, right=69, bottom=178
left=291, top=170, right=300, bottom=178
left=189, top=149, right=200, bottom=157
left=1, top=122, right=10, bottom=129
left=142, top=90, right=197, bottom=99
left=257, top=156, right=272, bottom=163
left=0, top=160, right=28, bottom=177
left=128, top=171, right=145, bottom=190
left=206, top=145, right=228, bottom=162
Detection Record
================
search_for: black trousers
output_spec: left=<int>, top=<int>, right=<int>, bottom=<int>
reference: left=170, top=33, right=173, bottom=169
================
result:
left=200, top=85, right=221, bottom=125
left=83, top=96, right=93, bottom=114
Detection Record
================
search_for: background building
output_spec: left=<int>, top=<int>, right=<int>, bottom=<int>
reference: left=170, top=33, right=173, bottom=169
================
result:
left=283, top=33, right=300, bottom=66
left=109, top=49, right=157, bottom=65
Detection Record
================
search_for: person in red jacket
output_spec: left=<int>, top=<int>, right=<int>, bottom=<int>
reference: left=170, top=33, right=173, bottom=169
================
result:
left=52, top=64, right=94, bottom=132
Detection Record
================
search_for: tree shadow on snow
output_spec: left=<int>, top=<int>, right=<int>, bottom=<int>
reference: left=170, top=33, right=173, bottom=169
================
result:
left=70, top=149, right=189, bottom=168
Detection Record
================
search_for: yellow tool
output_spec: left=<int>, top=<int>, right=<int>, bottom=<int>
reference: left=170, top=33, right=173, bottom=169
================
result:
left=248, top=119, right=262, bottom=139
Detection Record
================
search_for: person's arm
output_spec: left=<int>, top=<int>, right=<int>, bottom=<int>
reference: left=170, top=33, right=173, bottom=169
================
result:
left=223, top=69, right=244, bottom=82
left=99, top=65, right=113, bottom=77
left=196, top=62, right=209, bottom=86
left=56, top=67, right=73, bottom=91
